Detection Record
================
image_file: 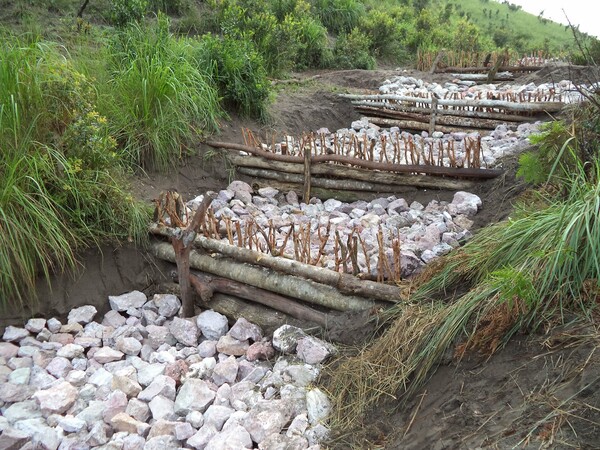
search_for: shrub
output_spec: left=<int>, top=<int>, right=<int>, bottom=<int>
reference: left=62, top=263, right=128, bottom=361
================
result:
left=103, top=14, right=222, bottom=170
left=360, top=8, right=411, bottom=62
left=294, top=16, right=332, bottom=69
left=110, top=0, right=148, bottom=27
left=195, top=34, right=271, bottom=120
left=310, top=0, right=364, bottom=35
left=333, top=28, right=375, bottom=69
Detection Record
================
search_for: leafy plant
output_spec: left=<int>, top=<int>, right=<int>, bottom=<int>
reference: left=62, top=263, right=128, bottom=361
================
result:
left=110, top=0, right=148, bottom=27
left=333, top=28, right=375, bottom=69
left=310, top=0, right=364, bottom=35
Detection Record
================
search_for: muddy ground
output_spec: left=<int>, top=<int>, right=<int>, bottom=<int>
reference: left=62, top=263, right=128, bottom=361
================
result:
left=8, top=63, right=600, bottom=449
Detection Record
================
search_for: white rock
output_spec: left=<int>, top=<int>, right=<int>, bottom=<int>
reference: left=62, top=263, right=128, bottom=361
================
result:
left=46, top=318, right=62, bottom=333
left=126, top=397, right=151, bottom=422
left=197, top=340, right=217, bottom=358
left=94, top=347, right=124, bottom=364
left=141, top=435, right=179, bottom=450
left=244, top=400, right=294, bottom=444
left=187, top=424, right=218, bottom=449
left=8, top=367, right=30, bottom=384
left=25, top=318, right=46, bottom=334
left=205, top=424, right=252, bottom=450
left=174, top=378, right=216, bottom=415
left=448, top=191, right=482, bottom=217
left=68, top=305, right=98, bottom=324
left=153, top=294, right=181, bottom=318
left=204, top=404, right=235, bottom=431
left=2, top=326, right=29, bottom=342
left=296, top=336, right=336, bottom=364
left=57, top=343, right=85, bottom=359
left=115, top=336, right=142, bottom=356
left=58, top=415, right=86, bottom=433
left=46, top=357, right=73, bottom=378
left=3, top=400, right=42, bottom=423
left=138, top=375, right=176, bottom=402
left=149, top=395, right=176, bottom=421
left=306, top=388, right=331, bottom=424
left=272, top=325, right=307, bottom=354
left=33, top=380, right=78, bottom=414
left=169, top=317, right=199, bottom=347
left=108, top=291, right=147, bottom=312
left=228, top=318, right=262, bottom=342
left=196, top=310, right=229, bottom=340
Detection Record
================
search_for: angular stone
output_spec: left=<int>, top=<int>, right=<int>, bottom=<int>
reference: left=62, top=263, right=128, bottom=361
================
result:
left=186, top=410, right=204, bottom=428
left=286, top=413, right=309, bottom=437
left=148, top=395, right=175, bottom=421
left=46, top=318, right=62, bottom=333
left=3, top=400, right=42, bottom=423
left=143, top=435, right=179, bottom=450
left=2, top=326, right=29, bottom=342
left=173, top=422, right=194, bottom=441
left=138, top=375, right=176, bottom=402
left=122, top=434, right=145, bottom=450
left=94, top=347, right=124, bottom=364
left=57, top=414, right=86, bottom=433
left=228, top=318, right=262, bottom=342
left=306, top=388, right=331, bottom=425
left=85, top=422, right=110, bottom=446
left=153, top=294, right=181, bottom=318
left=216, top=335, right=249, bottom=356
left=168, top=317, right=199, bottom=347
left=258, top=434, right=309, bottom=450
left=126, top=398, right=150, bottom=422
left=246, top=341, right=275, bottom=362
left=205, top=424, right=252, bottom=450
left=89, top=367, right=113, bottom=387
left=115, top=336, right=142, bottom=356
left=306, top=423, right=330, bottom=446
left=0, top=342, right=19, bottom=359
left=68, top=305, right=98, bottom=324
left=196, top=310, right=229, bottom=341
left=174, top=379, right=216, bottom=415
left=57, top=343, right=85, bottom=359
left=76, top=400, right=106, bottom=425
left=49, top=333, right=74, bottom=346
left=108, top=291, right=147, bottom=312
left=102, top=389, right=128, bottom=423
left=448, top=191, right=482, bottom=217
left=147, top=419, right=179, bottom=439
left=0, top=426, right=29, bottom=449
left=111, top=412, right=150, bottom=436
left=244, top=400, right=294, bottom=444
left=197, top=341, right=216, bottom=359
left=164, top=359, right=188, bottom=385
left=8, top=367, right=30, bottom=384
left=187, top=425, right=218, bottom=450
left=74, top=336, right=102, bottom=349
left=272, top=325, right=307, bottom=354
left=296, top=336, right=336, bottom=364
left=33, top=380, right=78, bottom=415
left=112, top=372, right=142, bottom=398
left=102, top=310, right=126, bottom=328
left=204, top=405, right=235, bottom=431
left=25, top=318, right=46, bottom=334
left=137, top=363, right=164, bottom=387
left=212, top=356, right=238, bottom=386
left=145, top=325, right=176, bottom=350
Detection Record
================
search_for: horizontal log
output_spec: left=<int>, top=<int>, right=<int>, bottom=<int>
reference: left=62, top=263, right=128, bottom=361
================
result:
left=151, top=242, right=378, bottom=312
left=366, top=116, right=480, bottom=134
left=451, top=73, right=514, bottom=81
left=349, top=101, right=539, bottom=122
left=150, top=225, right=407, bottom=304
left=189, top=271, right=329, bottom=326
left=207, top=141, right=503, bottom=179
left=355, top=106, right=508, bottom=129
left=438, top=65, right=542, bottom=74
left=339, top=93, right=564, bottom=112
left=238, top=167, right=428, bottom=194
left=229, top=155, right=476, bottom=191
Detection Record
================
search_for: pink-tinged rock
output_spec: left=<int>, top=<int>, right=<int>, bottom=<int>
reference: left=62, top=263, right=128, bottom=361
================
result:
left=108, top=290, right=147, bottom=312
left=229, top=318, right=262, bottom=342
left=111, top=412, right=150, bottom=436
left=169, top=317, right=199, bottom=347
left=205, top=424, right=252, bottom=450
left=197, top=340, right=217, bottom=358
left=447, top=191, right=482, bottom=217
left=138, top=375, right=176, bottom=401
left=112, top=372, right=142, bottom=398
left=102, top=310, right=127, bottom=328
left=33, top=380, right=78, bottom=415
left=187, top=425, right=218, bottom=450
left=212, top=356, right=239, bottom=386
left=0, top=342, right=19, bottom=359
left=68, top=305, right=97, bottom=324
left=46, top=356, right=73, bottom=378
left=216, top=335, right=249, bottom=356
left=49, top=333, right=74, bottom=346
left=2, top=326, right=30, bottom=342
left=94, top=347, right=124, bottom=364
left=25, top=318, right=46, bottom=334
left=60, top=323, right=84, bottom=334
left=244, top=400, right=294, bottom=444
left=246, top=341, right=275, bottom=362
left=102, top=389, right=128, bottom=423
left=174, top=379, right=216, bottom=415
left=147, top=419, right=178, bottom=439
left=145, top=325, right=177, bottom=350
left=165, top=359, right=188, bottom=385
left=0, top=427, right=29, bottom=449
left=0, top=382, right=35, bottom=403
left=296, top=336, right=336, bottom=365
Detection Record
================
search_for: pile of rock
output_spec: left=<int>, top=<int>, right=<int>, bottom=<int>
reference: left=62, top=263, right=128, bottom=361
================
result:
left=191, top=185, right=483, bottom=278
left=0, top=291, right=336, bottom=449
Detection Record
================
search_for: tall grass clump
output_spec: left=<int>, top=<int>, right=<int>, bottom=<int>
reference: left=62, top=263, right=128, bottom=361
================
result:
left=326, top=113, right=600, bottom=444
left=0, top=36, right=149, bottom=308
left=103, top=14, right=222, bottom=170
left=194, top=35, right=270, bottom=121
left=309, top=0, right=364, bottom=35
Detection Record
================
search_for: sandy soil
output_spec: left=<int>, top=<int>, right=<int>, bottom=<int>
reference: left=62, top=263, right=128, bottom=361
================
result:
left=14, top=64, right=600, bottom=449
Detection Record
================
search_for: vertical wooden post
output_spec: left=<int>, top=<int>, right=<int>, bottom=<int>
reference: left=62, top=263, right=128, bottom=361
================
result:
left=430, top=50, right=445, bottom=75
left=303, top=145, right=311, bottom=202
left=429, top=94, right=439, bottom=135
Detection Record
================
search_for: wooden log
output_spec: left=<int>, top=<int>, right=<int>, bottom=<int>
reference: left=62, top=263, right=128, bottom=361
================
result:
left=355, top=106, right=511, bottom=130
left=339, top=93, right=564, bottom=112
left=207, top=141, right=503, bottom=179
left=451, top=73, right=514, bottom=82
left=350, top=101, right=539, bottom=122
left=437, top=65, right=543, bottom=74
left=303, top=147, right=311, bottom=201
left=430, top=50, right=445, bottom=74
left=151, top=241, right=378, bottom=311
left=228, top=155, right=476, bottom=190
left=429, top=95, right=438, bottom=135
left=189, top=271, right=329, bottom=326
left=150, top=225, right=407, bottom=304
left=238, top=167, right=433, bottom=194
left=366, top=116, right=480, bottom=134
